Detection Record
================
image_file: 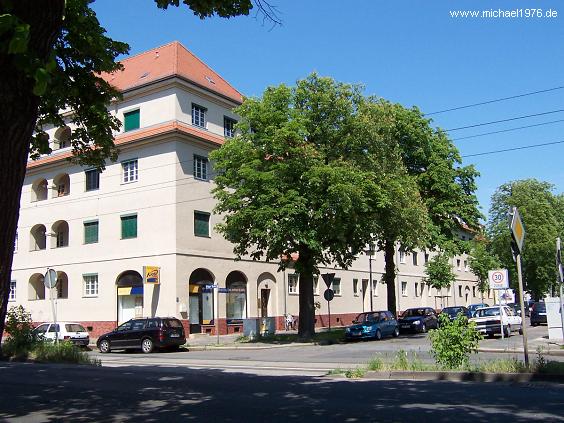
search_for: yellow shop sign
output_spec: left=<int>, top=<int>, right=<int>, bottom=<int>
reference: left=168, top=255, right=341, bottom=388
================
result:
left=144, top=266, right=160, bottom=284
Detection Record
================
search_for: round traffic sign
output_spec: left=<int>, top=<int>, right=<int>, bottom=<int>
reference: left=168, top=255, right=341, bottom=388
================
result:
left=324, top=288, right=334, bottom=302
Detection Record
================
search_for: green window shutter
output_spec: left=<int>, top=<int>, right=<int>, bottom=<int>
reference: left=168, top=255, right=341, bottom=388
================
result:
left=194, top=212, right=210, bottom=237
left=84, top=221, right=99, bottom=244
left=121, top=215, right=137, bottom=239
left=124, top=110, right=140, bottom=132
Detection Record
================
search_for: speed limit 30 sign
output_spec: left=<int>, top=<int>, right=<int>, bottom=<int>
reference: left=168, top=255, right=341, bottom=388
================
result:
left=488, top=269, right=509, bottom=289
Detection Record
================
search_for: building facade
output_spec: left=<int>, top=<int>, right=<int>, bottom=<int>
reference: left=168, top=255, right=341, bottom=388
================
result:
left=9, top=42, right=489, bottom=337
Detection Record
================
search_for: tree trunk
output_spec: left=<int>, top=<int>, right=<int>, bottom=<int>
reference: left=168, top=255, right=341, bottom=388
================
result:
left=383, top=239, right=397, bottom=317
left=0, top=1, right=64, bottom=351
left=297, top=244, right=316, bottom=340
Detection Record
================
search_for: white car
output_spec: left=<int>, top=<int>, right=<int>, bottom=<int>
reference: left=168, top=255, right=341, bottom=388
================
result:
left=33, top=322, right=90, bottom=347
left=470, top=306, right=523, bottom=338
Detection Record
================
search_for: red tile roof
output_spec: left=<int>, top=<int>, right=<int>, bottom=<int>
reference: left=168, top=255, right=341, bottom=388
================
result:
left=100, top=41, right=243, bottom=104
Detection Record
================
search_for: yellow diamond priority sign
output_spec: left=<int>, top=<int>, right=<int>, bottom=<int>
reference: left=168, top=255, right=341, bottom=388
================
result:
left=510, top=207, right=525, bottom=253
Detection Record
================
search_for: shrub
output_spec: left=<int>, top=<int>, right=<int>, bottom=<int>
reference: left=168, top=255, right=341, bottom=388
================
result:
left=33, top=341, right=100, bottom=366
left=2, top=305, right=40, bottom=359
left=428, top=313, right=482, bottom=369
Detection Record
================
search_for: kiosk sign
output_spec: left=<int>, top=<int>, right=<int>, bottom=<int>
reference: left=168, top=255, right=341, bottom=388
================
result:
left=488, top=269, right=509, bottom=290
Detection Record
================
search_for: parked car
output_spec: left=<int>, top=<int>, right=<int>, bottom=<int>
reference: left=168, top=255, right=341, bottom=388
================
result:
left=470, top=306, right=522, bottom=337
left=509, top=303, right=530, bottom=318
left=33, top=322, right=90, bottom=347
left=468, top=303, right=490, bottom=317
left=345, top=311, right=399, bottom=341
left=97, top=317, right=186, bottom=353
left=397, top=307, right=438, bottom=333
left=440, top=306, right=470, bottom=322
left=530, top=302, right=547, bottom=326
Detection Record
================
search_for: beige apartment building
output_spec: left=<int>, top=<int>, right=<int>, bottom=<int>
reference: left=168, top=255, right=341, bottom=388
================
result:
left=8, top=42, right=487, bottom=337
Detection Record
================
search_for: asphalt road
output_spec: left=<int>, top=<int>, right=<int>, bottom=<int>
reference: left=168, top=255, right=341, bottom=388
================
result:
left=1, top=361, right=563, bottom=423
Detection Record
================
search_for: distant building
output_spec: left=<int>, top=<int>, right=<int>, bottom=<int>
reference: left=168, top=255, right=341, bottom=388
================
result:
left=9, top=42, right=487, bottom=337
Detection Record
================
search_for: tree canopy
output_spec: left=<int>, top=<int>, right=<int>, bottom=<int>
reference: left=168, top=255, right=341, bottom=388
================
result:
left=423, top=252, right=455, bottom=291
left=487, top=179, right=560, bottom=298
left=468, top=237, right=501, bottom=295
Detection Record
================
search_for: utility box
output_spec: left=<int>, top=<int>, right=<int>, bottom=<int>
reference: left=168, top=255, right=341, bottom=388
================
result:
left=546, top=297, right=564, bottom=340
left=243, top=318, right=261, bottom=339
left=260, top=317, right=276, bottom=336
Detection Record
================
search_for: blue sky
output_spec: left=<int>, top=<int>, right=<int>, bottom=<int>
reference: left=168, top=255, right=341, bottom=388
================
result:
left=91, top=0, right=564, bottom=219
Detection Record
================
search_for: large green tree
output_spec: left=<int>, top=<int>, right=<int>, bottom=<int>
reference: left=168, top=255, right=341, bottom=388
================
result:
left=0, top=0, right=273, bottom=349
left=488, top=179, right=559, bottom=299
left=211, top=74, right=396, bottom=339
left=364, top=100, right=482, bottom=315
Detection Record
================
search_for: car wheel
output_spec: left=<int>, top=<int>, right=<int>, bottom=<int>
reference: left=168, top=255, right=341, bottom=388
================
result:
left=375, top=329, right=382, bottom=341
left=421, top=323, right=427, bottom=333
left=393, top=327, right=400, bottom=337
left=99, top=339, right=111, bottom=354
left=141, top=338, right=154, bottom=354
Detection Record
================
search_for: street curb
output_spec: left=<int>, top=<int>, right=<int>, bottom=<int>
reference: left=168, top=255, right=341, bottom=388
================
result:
left=334, top=370, right=564, bottom=384
left=186, top=342, right=315, bottom=351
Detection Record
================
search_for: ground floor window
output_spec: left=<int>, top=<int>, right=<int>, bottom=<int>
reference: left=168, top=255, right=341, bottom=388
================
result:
left=226, top=281, right=246, bottom=321
left=83, top=274, right=98, bottom=297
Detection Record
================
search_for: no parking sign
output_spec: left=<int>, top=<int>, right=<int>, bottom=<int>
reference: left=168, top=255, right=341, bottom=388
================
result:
left=488, top=269, right=509, bottom=290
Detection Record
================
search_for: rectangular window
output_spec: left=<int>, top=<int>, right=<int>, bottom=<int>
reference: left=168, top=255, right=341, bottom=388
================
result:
left=194, top=155, right=208, bottom=180
left=194, top=211, right=210, bottom=237
left=192, top=104, right=206, bottom=128
left=224, top=116, right=237, bottom=138
left=456, top=259, right=461, bottom=271
left=9, top=280, right=16, bottom=301
left=353, top=279, right=359, bottom=296
left=288, top=274, right=298, bottom=294
left=472, top=286, right=476, bottom=298
left=85, top=169, right=100, bottom=191
left=56, top=230, right=66, bottom=248
left=459, top=286, right=463, bottom=297
left=424, top=252, right=429, bottom=264
left=122, top=159, right=138, bottom=183
left=415, top=282, right=420, bottom=297
left=464, top=260, right=469, bottom=272
left=83, top=274, right=98, bottom=297
left=121, top=214, right=137, bottom=239
left=124, top=109, right=140, bottom=132
left=412, top=252, right=418, bottom=266
left=399, top=251, right=405, bottom=263
left=420, top=283, right=425, bottom=297
left=401, top=281, right=408, bottom=296
left=84, top=220, right=99, bottom=244
left=331, top=278, right=341, bottom=296
left=372, top=279, right=378, bottom=296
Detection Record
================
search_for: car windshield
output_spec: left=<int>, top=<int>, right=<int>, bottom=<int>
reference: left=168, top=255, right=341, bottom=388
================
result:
left=443, top=308, right=463, bottom=316
left=403, top=309, right=426, bottom=317
left=475, top=308, right=500, bottom=318
left=355, top=312, right=380, bottom=323
left=534, top=303, right=546, bottom=312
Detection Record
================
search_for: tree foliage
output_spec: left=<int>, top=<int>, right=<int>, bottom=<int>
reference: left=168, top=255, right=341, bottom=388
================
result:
left=423, top=252, right=455, bottom=290
left=211, top=74, right=396, bottom=338
left=468, top=237, right=501, bottom=293
left=487, top=179, right=560, bottom=298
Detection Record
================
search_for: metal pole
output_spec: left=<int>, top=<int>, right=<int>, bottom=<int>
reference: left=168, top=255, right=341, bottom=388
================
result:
left=327, top=299, right=331, bottom=331
left=369, top=249, right=373, bottom=312
left=516, top=254, right=530, bottom=367
left=215, top=286, right=219, bottom=345
left=499, top=292, right=504, bottom=340
left=559, top=284, right=564, bottom=341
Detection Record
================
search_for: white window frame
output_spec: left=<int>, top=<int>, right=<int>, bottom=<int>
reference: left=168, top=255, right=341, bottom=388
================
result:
left=456, top=258, right=461, bottom=271
left=464, top=259, right=469, bottom=272
left=415, top=282, right=420, bottom=297
left=353, top=279, right=359, bottom=297
left=412, top=252, right=418, bottom=266
left=122, top=159, right=138, bottom=184
left=288, top=274, right=298, bottom=295
left=313, top=277, right=319, bottom=296
left=401, top=281, right=408, bottom=296
left=372, top=279, right=378, bottom=296
left=399, top=251, right=405, bottom=264
left=9, top=280, right=16, bottom=301
left=192, top=103, right=207, bottom=128
left=194, top=155, right=208, bottom=181
left=83, top=274, right=99, bottom=297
